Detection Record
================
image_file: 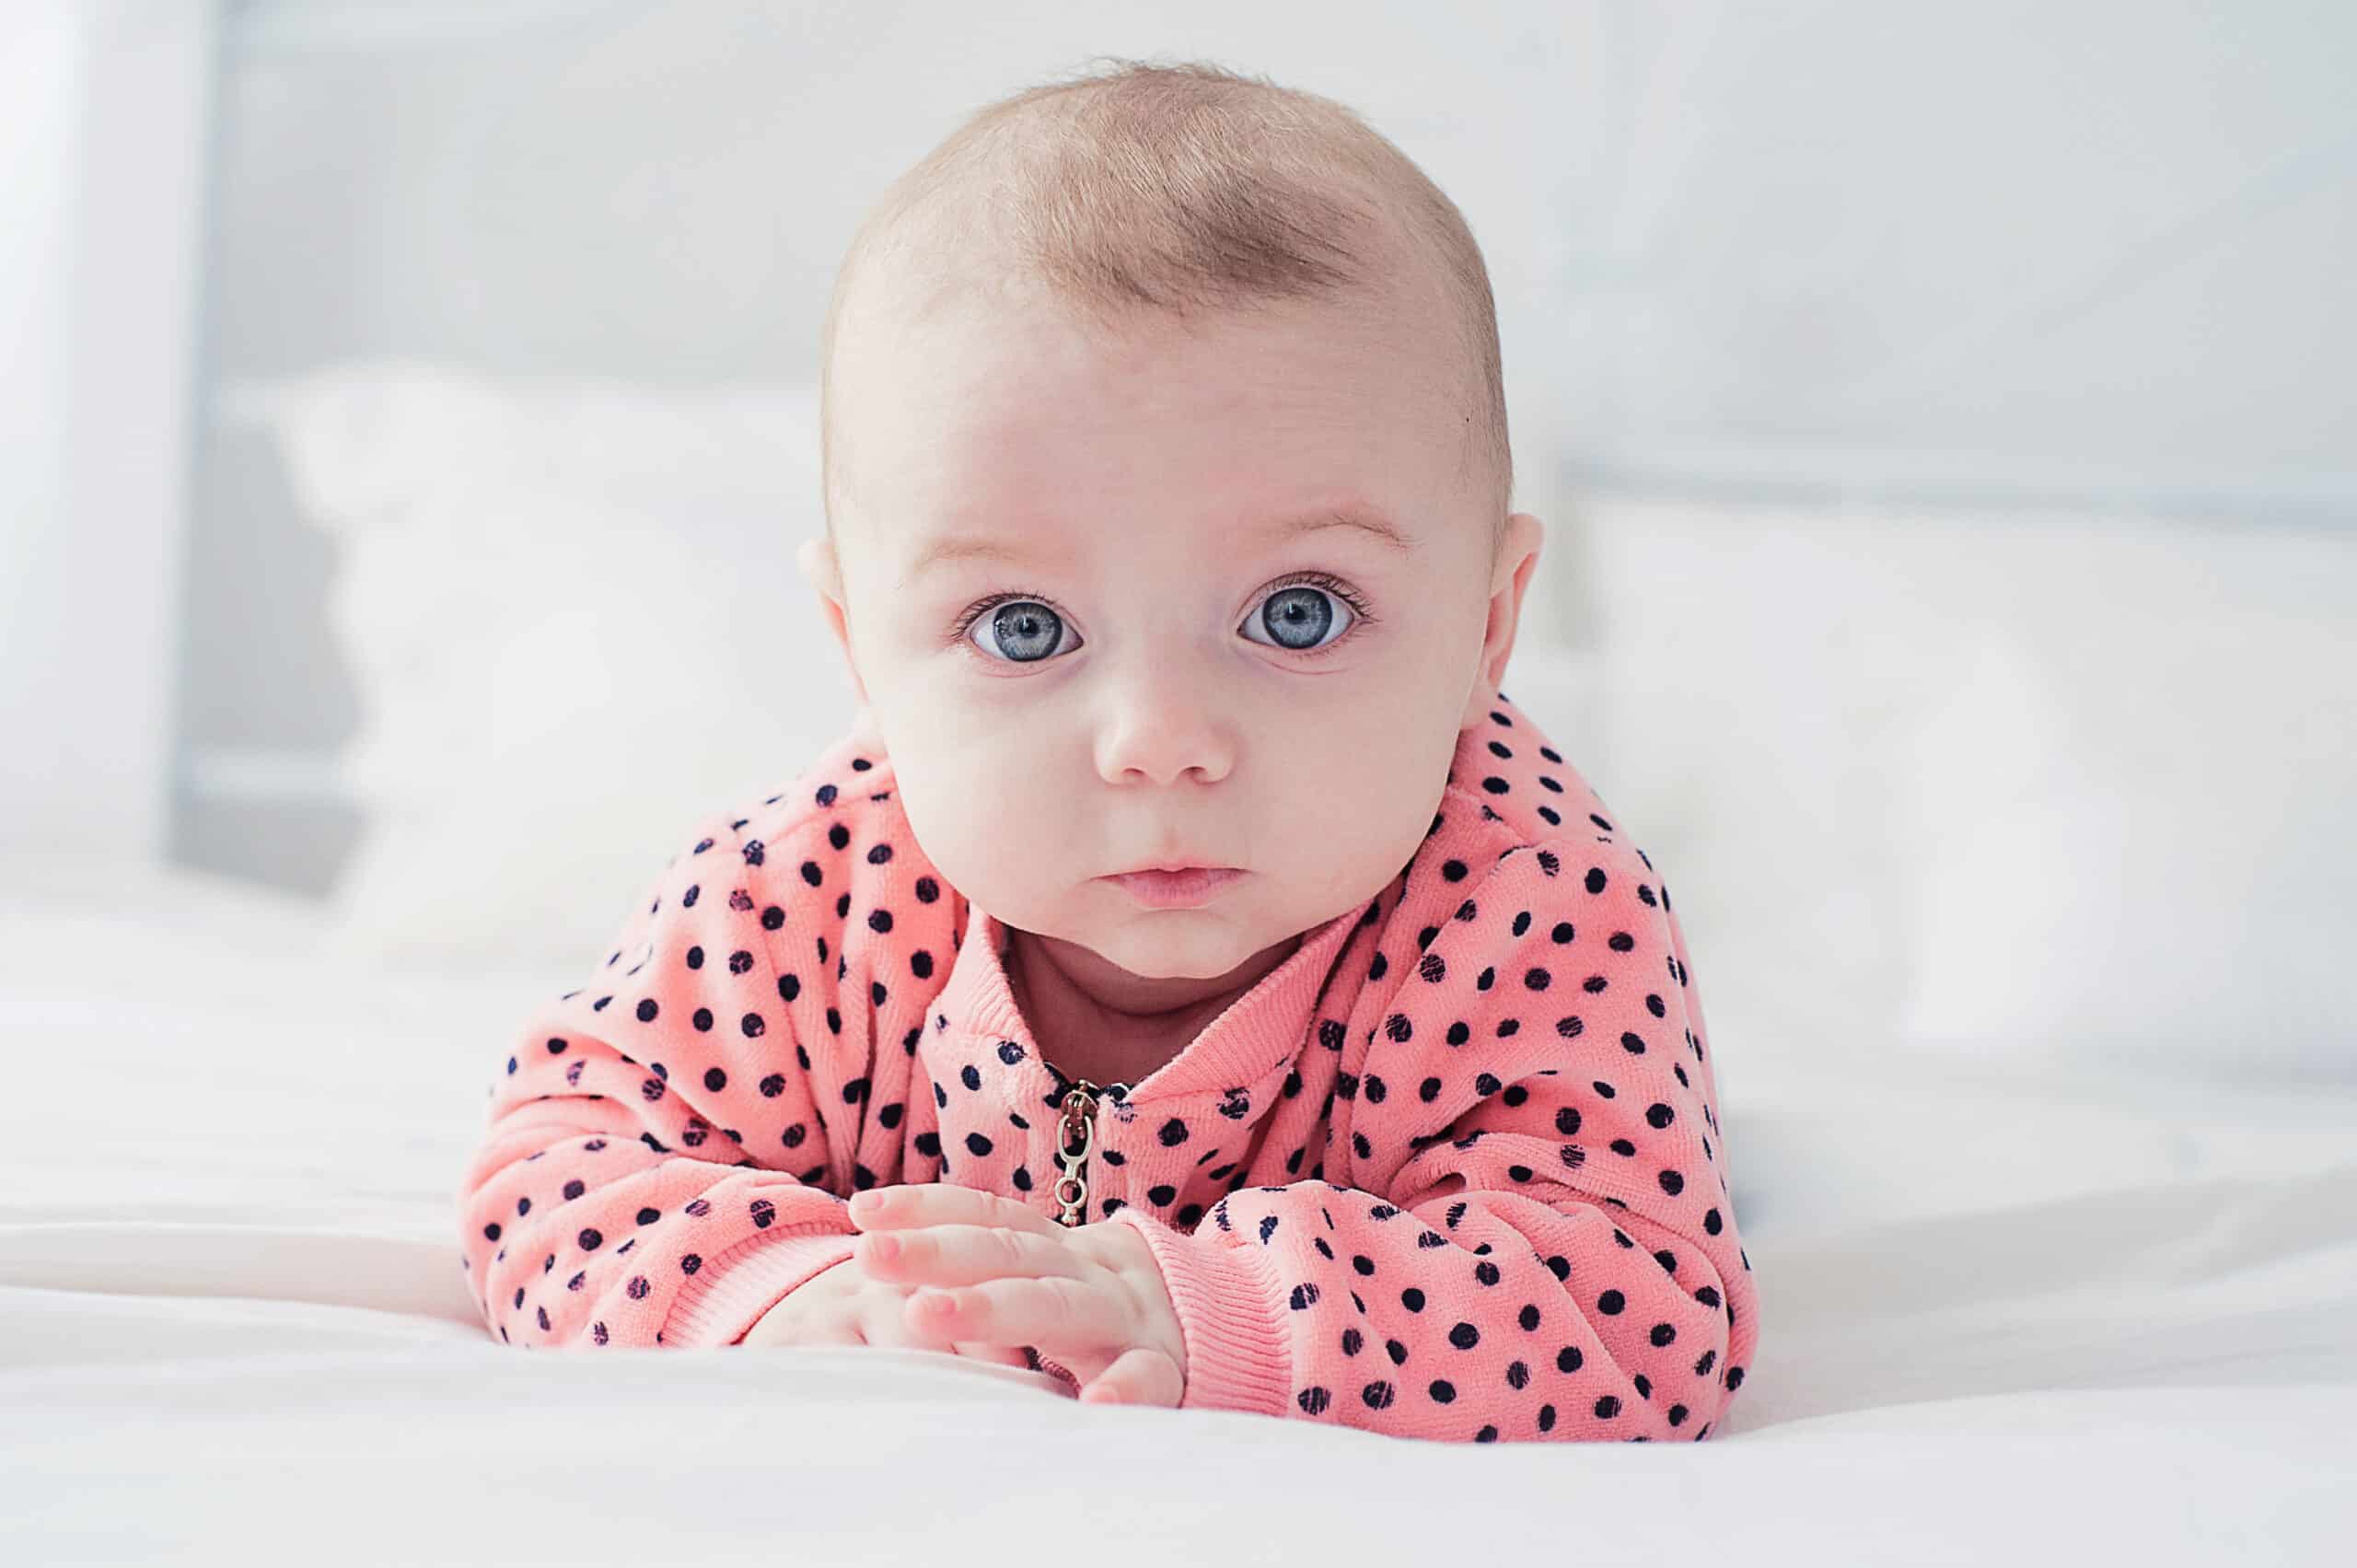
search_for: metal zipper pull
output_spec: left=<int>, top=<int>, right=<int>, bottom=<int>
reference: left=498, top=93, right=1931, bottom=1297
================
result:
left=1052, top=1079, right=1102, bottom=1227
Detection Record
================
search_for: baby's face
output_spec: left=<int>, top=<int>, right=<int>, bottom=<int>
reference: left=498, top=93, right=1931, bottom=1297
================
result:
left=805, top=277, right=1541, bottom=982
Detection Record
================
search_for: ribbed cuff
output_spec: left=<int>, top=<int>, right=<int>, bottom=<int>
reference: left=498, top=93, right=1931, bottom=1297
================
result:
left=661, top=1226, right=861, bottom=1348
left=1106, top=1207, right=1293, bottom=1417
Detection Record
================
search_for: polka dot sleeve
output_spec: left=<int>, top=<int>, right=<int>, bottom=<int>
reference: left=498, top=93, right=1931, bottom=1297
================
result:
left=453, top=810, right=863, bottom=1350
left=1107, top=836, right=1758, bottom=1442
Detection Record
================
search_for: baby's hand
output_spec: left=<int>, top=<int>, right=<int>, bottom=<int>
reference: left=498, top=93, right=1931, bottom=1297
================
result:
left=738, top=1249, right=1034, bottom=1371
left=846, top=1184, right=1189, bottom=1408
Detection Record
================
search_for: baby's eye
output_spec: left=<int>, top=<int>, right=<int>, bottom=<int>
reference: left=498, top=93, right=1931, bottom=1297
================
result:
left=968, top=599, right=1074, bottom=664
left=1239, top=581, right=1358, bottom=654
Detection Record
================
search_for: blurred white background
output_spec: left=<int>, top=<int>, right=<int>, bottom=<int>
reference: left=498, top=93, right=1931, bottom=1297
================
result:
left=5, top=0, right=2352, bottom=1090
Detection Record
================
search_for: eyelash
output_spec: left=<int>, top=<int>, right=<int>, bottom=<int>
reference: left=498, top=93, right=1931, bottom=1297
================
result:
left=949, top=571, right=1377, bottom=662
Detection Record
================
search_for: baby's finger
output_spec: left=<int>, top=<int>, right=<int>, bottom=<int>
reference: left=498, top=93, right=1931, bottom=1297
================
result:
left=850, top=1297, right=938, bottom=1350
left=1080, top=1346, right=1186, bottom=1409
left=905, top=1273, right=1123, bottom=1352
left=856, top=1224, right=1086, bottom=1288
left=849, top=1185, right=1062, bottom=1237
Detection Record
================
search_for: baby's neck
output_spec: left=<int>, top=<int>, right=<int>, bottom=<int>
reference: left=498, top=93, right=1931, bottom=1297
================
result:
left=1000, top=927, right=1297, bottom=1088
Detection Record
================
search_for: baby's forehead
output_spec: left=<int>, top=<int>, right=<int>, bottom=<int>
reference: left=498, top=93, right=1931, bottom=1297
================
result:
left=831, top=252, right=1473, bottom=537
left=939, top=298, right=1434, bottom=431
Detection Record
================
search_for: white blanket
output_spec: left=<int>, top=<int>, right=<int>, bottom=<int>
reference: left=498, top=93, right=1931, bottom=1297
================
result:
left=3, top=856, right=2351, bottom=1565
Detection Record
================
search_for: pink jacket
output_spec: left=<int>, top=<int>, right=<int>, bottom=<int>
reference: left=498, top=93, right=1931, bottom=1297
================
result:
left=456, top=684, right=1759, bottom=1442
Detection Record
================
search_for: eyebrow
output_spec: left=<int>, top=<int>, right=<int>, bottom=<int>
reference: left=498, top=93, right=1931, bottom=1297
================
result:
left=900, top=505, right=1416, bottom=587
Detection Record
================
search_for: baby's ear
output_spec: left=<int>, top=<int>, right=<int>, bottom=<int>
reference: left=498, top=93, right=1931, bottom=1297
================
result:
left=795, top=534, right=842, bottom=600
left=797, top=535, right=869, bottom=709
left=1460, top=511, right=1545, bottom=729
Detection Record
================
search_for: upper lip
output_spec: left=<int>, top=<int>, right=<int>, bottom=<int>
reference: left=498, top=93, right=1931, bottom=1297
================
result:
left=1108, top=860, right=1235, bottom=877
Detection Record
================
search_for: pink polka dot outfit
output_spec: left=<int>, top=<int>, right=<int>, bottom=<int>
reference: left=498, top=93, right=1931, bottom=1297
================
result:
left=456, top=685, right=1759, bottom=1442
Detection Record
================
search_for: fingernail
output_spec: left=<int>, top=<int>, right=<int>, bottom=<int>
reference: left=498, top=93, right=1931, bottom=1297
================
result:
left=867, top=1235, right=898, bottom=1262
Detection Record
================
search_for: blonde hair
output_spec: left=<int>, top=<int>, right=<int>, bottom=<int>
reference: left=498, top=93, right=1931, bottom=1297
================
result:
left=819, top=56, right=1512, bottom=565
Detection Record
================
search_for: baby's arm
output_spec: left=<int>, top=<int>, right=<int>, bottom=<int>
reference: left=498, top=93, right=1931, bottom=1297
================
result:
left=455, top=809, right=865, bottom=1349
left=1105, top=836, right=1759, bottom=1441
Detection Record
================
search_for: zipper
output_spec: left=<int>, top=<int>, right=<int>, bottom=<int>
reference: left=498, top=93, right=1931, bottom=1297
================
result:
left=1051, top=1079, right=1107, bottom=1227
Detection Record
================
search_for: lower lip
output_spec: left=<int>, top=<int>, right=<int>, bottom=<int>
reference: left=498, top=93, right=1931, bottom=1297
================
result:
left=1103, top=867, right=1245, bottom=907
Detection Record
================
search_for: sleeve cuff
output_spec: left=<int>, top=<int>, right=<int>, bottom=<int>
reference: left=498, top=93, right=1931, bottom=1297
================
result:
left=1106, top=1206, right=1293, bottom=1417
left=661, top=1226, right=861, bottom=1348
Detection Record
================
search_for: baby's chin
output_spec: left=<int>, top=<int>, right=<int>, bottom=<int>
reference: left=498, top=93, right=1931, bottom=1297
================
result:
left=1077, top=909, right=1305, bottom=981
left=1092, top=932, right=1259, bottom=983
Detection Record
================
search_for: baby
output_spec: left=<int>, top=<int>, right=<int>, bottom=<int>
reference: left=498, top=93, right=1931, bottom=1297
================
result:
left=457, top=58, right=1757, bottom=1444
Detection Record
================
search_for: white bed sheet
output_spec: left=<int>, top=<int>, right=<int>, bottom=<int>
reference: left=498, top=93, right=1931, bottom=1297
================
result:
left=3, top=855, right=2351, bottom=1565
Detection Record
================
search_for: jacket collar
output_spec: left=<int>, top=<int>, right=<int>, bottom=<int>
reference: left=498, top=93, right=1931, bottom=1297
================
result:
left=935, top=889, right=1367, bottom=1112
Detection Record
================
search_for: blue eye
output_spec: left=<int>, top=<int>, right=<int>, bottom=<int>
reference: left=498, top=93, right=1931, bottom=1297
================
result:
left=954, top=573, right=1373, bottom=666
left=1238, top=582, right=1359, bottom=654
left=968, top=599, right=1071, bottom=664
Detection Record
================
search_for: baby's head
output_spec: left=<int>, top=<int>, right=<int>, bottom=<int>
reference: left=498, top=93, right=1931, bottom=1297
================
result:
left=799, top=58, right=1544, bottom=985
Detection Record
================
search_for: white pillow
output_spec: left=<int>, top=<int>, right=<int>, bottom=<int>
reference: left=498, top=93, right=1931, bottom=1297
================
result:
left=231, top=361, right=858, bottom=970
left=1576, top=494, right=2357, bottom=1086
